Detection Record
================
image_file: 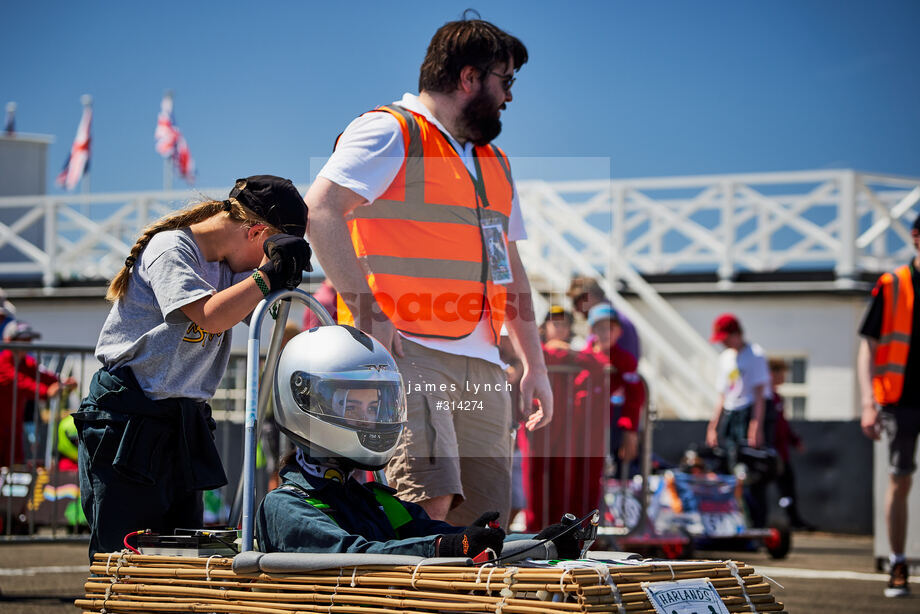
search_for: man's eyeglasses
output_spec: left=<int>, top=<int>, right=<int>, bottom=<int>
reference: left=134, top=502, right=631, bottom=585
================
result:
left=486, top=69, right=516, bottom=92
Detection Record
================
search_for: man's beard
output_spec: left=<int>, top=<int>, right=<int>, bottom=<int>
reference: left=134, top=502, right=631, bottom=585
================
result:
left=460, top=87, right=502, bottom=146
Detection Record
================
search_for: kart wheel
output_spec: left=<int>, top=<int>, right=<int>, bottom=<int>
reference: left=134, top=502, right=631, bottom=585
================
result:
left=661, top=542, right=686, bottom=560
left=764, top=526, right=791, bottom=559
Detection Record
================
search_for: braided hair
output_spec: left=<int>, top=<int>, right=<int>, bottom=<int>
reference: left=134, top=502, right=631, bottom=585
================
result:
left=106, top=198, right=279, bottom=302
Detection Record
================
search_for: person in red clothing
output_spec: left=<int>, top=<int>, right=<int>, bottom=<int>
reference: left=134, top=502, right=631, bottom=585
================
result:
left=570, top=304, right=644, bottom=523
left=523, top=306, right=581, bottom=530
left=579, top=303, right=645, bottom=464
left=539, top=305, right=574, bottom=353
left=768, top=358, right=814, bottom=531
left=0, top=320, right=76, bottom=467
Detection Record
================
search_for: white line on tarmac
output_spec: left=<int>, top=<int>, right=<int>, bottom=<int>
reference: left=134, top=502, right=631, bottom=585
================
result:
left=0, top=565, right=87, bottom=576
left=755, top=565, right=920, bottom=584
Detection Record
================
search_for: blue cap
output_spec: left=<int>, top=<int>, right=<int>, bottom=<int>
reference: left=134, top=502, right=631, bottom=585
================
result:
left=587, top=303, right=619, bottom=328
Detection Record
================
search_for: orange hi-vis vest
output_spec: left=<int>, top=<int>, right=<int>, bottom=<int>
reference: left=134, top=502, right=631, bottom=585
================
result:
left=337, top=104, right=515, bottom=343
left=873, top=264, right=914, bottom=405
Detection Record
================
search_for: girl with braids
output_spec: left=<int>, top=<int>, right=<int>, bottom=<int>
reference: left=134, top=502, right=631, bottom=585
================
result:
left=74, top=175, right=310, bottom=560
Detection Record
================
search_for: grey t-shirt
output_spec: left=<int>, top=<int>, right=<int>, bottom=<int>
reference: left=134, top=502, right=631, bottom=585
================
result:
left=95, top=229, right=249, bottom=401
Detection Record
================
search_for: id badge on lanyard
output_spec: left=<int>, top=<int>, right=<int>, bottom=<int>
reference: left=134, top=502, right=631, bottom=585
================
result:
left=481, top=217, right=513, bottom=285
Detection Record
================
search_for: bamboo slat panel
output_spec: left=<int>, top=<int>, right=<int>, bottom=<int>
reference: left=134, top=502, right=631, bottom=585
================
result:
left=77, top=552, right=785, bottom=614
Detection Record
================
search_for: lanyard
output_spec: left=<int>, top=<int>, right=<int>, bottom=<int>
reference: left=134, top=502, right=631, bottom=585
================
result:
left=435, top=127, right=491, bottom=209
left=435, top=128, right=491, bottom=286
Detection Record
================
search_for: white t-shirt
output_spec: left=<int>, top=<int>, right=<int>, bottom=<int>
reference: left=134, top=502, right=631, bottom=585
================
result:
left=715, top=342, right=770, bottom=411
left=317, top=93, right=527, bottom=366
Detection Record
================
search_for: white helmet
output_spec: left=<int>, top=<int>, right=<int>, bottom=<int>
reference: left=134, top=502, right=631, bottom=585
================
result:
left=273, top=325, right=407, bottom=470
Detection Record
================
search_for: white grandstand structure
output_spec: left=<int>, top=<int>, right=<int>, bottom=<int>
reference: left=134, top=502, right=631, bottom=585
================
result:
left=1, top=148, right=918, bottom=421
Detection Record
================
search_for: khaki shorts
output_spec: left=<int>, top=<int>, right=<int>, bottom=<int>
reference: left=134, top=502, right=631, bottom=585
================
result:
left=385, top=339, right=513, bottom=525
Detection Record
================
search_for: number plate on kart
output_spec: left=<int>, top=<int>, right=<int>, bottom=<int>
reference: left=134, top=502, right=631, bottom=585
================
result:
left=699, top=511, right=745, bottom=537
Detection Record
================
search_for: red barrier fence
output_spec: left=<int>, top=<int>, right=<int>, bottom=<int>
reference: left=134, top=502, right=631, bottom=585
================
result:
left=522, top=364, right=614, bottom=531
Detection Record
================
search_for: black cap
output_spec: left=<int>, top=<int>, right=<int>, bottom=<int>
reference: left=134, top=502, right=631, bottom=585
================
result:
left=913, top=213, right=920, bottom=233
left=229, top=175, right=307, bottom=237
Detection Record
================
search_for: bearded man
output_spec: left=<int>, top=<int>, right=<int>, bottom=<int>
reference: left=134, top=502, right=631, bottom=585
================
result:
left=306, top=15, right=552, bottom=526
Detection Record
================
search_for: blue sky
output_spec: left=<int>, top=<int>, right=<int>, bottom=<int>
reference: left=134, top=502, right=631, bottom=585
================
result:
left=3, top=1, right=918, bottom=195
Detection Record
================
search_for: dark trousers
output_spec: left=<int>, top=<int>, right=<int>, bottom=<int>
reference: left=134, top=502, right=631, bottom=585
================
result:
left=776, top=459, right=810, bottom=526
left=77, top=421, right=203, bottom=561
left=718, top=403, right=776, bottom=528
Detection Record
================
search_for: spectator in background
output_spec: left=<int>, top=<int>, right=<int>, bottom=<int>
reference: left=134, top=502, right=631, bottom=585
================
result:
left=539, top=305, right=574, bottom=353
left=524, top=306, right=584, bottom=530
left=706, top=313, right=773, bottom=528
left=769, top=358, right=814, bottom=531
left=579, top=304, right=645, bottom=466
left=567, top=276, right=640, bottom=360
left=302, top=279, right=337, bottom=330
left=0, top=320, right=76, bottom=466
left=57, top=411, right=80, bottom=472
left=857, top=214, right=920, bottom=598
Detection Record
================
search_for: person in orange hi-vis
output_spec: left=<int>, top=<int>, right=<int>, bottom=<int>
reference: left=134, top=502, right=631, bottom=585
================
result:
left=858, top=213, right=920, bottom=598
left=306, top=15, right=552, bottom=526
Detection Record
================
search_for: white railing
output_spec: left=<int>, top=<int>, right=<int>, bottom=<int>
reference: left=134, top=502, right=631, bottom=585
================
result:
left=1, top=170, right=918, bottom=417
left=518, top=170, right=920, bottom=284
left=0, top=190, right=203, bottom=287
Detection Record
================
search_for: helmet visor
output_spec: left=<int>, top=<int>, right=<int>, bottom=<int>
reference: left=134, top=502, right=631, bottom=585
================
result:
left=289, top=369, right=406, bottom=429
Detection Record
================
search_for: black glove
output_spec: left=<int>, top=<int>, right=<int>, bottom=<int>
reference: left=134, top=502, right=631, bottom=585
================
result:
left=437, top=511, right=505, bottom=558
left=258, top=233, right=312, bottom=290
left=536, top=520, right=580, bottom=560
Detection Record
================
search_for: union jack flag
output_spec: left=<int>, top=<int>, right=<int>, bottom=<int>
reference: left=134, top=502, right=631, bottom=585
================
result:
left=56, top=99, right=92, bottom=191
left=155, top=93, right=195, bottom=184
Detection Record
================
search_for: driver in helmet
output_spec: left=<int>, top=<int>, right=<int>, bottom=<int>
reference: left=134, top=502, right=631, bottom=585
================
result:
left=336, top=387, right=384, bottom=427
left=256, top=325, right=578, bottom=559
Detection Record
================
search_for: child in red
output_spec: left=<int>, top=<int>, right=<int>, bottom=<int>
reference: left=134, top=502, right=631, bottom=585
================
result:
left=524, top=307, right=582, bottom=530
left=0, top=321, right=76, bottom=466
left=574, top=304, right=645, bottom=516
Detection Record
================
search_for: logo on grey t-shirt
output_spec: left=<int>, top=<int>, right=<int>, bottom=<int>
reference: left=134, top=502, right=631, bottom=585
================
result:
left=182, top=322, right=224, bottom=346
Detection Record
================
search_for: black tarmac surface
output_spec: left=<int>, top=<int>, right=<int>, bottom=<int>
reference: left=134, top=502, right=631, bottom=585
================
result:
left=0, top=532, right=917, bottom=613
